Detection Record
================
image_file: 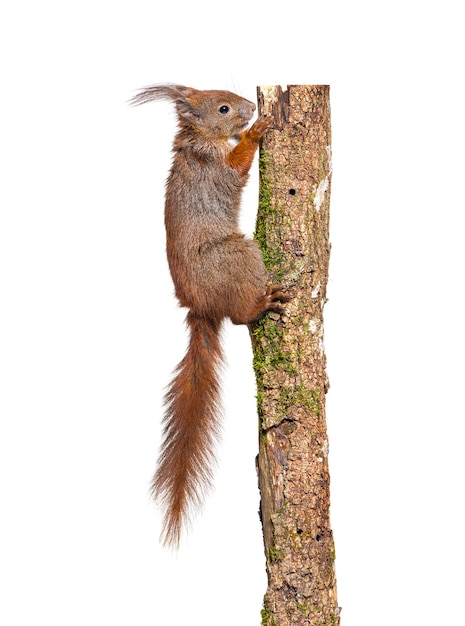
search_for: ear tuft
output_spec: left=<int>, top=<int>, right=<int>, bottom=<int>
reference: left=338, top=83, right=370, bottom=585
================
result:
left=128, top=84, right=192, bottom=107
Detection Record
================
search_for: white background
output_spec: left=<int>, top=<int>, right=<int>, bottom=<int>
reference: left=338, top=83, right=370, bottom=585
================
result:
left=1, top=1, right=464, bottom=625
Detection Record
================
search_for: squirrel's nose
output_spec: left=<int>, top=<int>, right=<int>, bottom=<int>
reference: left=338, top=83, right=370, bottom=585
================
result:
left=240, top=102, right=256, bottom=118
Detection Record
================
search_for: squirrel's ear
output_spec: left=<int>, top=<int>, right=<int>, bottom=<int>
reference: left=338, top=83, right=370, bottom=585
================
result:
left=129, top=84, right=192, bottom=107
left=176, top=98, right=203, bottom=123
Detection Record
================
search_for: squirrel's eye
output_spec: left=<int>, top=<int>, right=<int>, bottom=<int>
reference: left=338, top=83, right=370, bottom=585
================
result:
left=218, top=105, right=230, bottom=114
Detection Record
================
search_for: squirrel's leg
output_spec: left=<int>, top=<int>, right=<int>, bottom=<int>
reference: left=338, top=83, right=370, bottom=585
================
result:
left=230, top=284, right=289, bottom=325
left=226, top=116, right=273, bottom=179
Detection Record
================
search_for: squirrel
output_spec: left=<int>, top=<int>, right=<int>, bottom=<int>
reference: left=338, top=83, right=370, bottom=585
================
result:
left=130, top=84, right=287, bottom=547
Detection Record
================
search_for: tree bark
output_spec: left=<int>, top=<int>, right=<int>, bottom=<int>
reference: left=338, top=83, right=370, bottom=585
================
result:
left=249, top=85, right=340, bottom=625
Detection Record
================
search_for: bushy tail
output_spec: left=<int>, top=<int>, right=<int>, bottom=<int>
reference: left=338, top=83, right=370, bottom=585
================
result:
left=153, top=312, right=223, bottom=548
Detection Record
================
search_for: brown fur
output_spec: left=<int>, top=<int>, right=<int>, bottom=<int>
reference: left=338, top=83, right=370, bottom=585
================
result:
left=130, top=84, right=286, bottom=547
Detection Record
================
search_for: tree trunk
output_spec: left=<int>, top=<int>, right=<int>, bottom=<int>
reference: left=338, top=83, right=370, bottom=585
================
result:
left=249, top=85, right=340, bottom=625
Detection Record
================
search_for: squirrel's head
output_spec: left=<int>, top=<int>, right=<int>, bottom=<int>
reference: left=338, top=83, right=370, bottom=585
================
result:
left=176, top=88, right=256, bottom=139
left=130, top=84, right=256, bottom=140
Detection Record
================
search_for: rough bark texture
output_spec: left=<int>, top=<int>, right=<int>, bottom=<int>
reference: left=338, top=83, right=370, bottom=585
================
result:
left=249, top=85, right=340, bottom=625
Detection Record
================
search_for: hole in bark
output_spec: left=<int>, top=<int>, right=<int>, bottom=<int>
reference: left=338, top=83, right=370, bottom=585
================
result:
left=316, top=534, right=321, bottom=542
left=297, top=529, right=303, bottom=535
left=289, top=188, right=296, bottom=195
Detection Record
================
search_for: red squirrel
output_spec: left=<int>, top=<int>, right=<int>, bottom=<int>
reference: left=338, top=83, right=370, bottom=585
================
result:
left=131, top=84, right=286, bottom=547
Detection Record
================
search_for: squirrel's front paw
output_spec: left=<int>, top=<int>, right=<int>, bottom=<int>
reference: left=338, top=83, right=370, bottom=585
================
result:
left=247, top=115, right=273, bottom=141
